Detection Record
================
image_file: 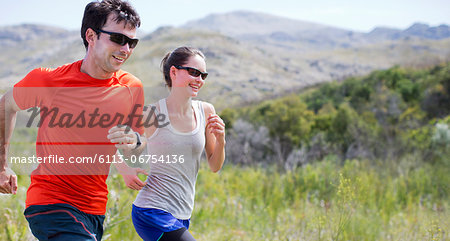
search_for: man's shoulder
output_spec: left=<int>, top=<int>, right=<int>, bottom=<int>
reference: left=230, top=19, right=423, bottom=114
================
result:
left=52, top=60, right=82, bottom=74
left=15, top=61, right=81, bottom=87
left=116, top=69, right=143, bottom=87
left=34, top=60, right=81, bottom=76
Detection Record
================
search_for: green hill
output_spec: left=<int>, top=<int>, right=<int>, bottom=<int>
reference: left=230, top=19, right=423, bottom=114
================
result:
left=221, top=63, right=450, bottom=168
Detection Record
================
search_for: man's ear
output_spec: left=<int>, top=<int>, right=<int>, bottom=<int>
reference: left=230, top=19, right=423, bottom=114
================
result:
left=85, top=28, right=98, bottom=47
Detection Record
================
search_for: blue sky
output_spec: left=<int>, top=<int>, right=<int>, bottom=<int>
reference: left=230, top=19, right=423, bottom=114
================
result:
left=1, top=0, right=449, bottom=33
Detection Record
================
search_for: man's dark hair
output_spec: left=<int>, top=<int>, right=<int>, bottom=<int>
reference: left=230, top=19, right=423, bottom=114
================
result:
left=81, top=0, right=141, bottom=50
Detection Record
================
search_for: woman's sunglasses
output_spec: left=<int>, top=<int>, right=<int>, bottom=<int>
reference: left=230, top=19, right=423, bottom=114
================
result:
left=96, top=29, right=139, bottom=49
left=174, top=65, right=208, bottom=80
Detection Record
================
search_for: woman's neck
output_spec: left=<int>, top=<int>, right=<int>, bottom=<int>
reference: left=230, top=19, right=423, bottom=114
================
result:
left=166, top=93, right=192, bottom=116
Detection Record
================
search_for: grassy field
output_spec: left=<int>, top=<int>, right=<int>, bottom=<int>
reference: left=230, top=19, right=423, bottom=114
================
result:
left=1, top=157, right=448, bottom=241
left=2, top=56, right=448, bottom=241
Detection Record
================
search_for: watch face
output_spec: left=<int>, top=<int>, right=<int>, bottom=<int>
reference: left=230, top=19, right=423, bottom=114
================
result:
left=135, top=132, right=142, bottom=148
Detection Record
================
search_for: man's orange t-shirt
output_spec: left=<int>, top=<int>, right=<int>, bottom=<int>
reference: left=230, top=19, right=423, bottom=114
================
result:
left=13, top=60, right=144, bottom=215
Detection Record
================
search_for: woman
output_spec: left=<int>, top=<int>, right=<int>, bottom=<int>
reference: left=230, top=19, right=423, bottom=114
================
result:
left=108, top=46, right=226, bottom=241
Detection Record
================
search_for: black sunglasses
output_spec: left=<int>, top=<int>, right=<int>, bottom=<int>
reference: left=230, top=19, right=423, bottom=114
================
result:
left=174, top=65, right=208, bottom=80
left=96, top=29, right=139, bottom=48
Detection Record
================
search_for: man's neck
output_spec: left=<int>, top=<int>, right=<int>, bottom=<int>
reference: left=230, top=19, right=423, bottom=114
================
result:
left=80, top=57, right=114, bottom=80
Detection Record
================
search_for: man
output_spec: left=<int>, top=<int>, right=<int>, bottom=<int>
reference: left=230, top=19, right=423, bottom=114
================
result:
left=0, top=0, right=147, bottom=240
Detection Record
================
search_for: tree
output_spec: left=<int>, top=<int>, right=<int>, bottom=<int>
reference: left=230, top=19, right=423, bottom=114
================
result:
left=219, top=108, right=238, bottom=129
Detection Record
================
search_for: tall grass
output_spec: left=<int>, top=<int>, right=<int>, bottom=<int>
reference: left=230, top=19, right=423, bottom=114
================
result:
left=1, top=157, right=448, bottom=240
left=190, top=158, right=448, bottom=240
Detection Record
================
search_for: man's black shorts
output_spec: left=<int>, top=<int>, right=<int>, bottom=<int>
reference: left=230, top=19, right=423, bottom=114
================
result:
left=24, top=203, right=105, bottom=241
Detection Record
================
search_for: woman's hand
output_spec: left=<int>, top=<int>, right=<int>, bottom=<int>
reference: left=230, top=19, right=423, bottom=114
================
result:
left=113, top=152, right=149, bottom=190
left=206, top=114, right=225, bottom=144
left=121, top=167, right=149, bottom=190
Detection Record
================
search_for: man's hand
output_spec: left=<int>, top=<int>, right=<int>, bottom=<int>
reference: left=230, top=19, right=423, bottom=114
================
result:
left=107, top=125, right=139, bottom=151
left=0, top=167, right=17, bottom=194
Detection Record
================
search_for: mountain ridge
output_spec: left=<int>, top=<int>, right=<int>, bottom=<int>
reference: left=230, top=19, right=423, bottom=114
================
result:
left=1, top=11, right=449, bottom=109
left=183, top=11, right=450, bottom=40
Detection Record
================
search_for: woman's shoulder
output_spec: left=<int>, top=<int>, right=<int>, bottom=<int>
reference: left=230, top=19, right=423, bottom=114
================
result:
left=144, top=103, right=157, bottom=114
left=197, top=100, right=215, bottom=115
left=145, top=98, right=165, bottom=113
left=142, top=102, right=162, bottom=138
left=142, top=101, right=161, bottom=122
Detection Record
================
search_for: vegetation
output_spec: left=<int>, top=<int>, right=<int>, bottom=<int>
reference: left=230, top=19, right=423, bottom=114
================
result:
left=1, top=158, right=448, bottom=240
left=1, top=63, right=449, bottom=240
left=223, top=63, right=450, bottom=169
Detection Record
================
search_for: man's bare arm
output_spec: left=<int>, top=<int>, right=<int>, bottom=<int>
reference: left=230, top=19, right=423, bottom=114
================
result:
left=0, top=90, right=21, bottom=194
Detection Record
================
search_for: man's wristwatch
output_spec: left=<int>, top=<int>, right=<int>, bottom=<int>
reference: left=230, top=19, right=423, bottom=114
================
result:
left=134, top=132, right=142, bottom=149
